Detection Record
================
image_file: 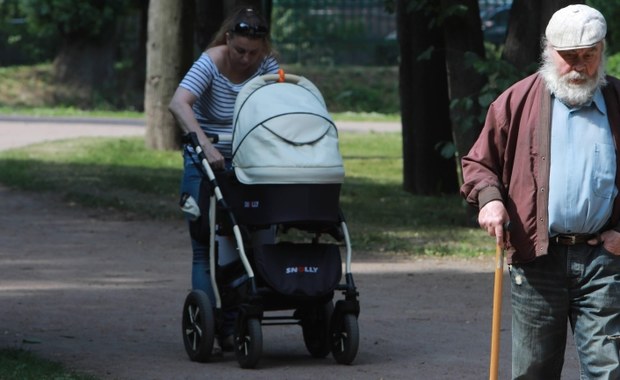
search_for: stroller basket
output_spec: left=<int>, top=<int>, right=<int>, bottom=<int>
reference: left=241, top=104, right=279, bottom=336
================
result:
left=255, top=242, right=342, bottom=298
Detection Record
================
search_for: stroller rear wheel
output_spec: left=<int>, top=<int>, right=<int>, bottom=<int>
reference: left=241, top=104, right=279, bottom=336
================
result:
left=301, top=300, right=334, bottom=358
left=331, top=313, right=359, bottom=365
left=235, top=317, right=263, bottom=369
left=182, top=290, right=215, bottom=362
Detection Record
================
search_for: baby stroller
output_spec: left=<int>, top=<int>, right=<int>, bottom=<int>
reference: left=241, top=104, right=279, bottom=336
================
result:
left=180, top=71, right=360, bottom=369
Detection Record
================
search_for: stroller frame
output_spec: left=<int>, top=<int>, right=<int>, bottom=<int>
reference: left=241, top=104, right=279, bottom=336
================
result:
left=180, top=74, right=360, bottom=368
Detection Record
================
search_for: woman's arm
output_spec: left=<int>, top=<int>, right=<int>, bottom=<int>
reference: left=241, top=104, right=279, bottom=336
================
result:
left=168, top=87, right=225, bottom=169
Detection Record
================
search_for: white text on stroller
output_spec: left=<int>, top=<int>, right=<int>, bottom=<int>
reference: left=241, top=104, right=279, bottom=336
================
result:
left=285, top=266, right=319, bottom=274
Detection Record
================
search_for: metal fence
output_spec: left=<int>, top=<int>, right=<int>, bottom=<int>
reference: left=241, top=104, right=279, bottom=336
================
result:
left=271, top=0, right=513, bottom=66
left=271, top=0, right=396, bottom=66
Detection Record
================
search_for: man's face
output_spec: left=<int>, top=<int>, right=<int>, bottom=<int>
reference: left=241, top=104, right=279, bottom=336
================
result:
left=539, top=40, right=605, bottom=107
left=553, top=43, right=603, bottom=82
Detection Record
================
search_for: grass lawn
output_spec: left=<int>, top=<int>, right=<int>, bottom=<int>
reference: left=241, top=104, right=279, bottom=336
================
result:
left=0, top=132, right=490, bottom=259
left=0, top=348, right=97, bottom=380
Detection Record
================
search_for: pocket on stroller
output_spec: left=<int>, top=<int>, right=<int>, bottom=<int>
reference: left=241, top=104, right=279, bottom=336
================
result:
left=254, top=242, right=342, bottom=297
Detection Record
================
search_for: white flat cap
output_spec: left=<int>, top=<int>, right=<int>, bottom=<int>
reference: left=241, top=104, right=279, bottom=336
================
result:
left=545, top=4, right=606, bottom=51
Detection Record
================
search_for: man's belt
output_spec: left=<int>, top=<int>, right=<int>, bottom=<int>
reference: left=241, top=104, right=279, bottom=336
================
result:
left=550, top=233, right=599, bottom=245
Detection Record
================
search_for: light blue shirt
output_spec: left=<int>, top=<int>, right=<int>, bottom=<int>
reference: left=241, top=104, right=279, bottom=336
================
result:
left=548, top=89, right=617, bottom=235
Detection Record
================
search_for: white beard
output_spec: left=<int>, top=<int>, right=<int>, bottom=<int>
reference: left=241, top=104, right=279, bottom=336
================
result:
left=539, top=48, right=607, bottom=107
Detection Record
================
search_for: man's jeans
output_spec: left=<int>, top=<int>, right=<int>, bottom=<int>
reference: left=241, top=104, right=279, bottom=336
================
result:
left=509, top=243, right=620, bottom=379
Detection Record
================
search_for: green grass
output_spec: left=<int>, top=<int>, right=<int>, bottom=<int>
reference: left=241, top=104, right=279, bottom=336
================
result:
left=0, top=133, right=491, bottom=259
left=0, top=106, right=144, bottom=119
left=0, top=106, right=398, bottom=123
left=0, top=348, right=97, bottom=380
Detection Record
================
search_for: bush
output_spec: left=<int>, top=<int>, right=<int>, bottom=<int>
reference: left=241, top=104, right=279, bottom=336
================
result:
left=282, top=64, right=400, bottom=114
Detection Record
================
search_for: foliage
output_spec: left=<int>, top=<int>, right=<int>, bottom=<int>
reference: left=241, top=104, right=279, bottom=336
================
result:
left=0, top=0, right=57, bottom=64
left=468, top=43, right=537, bottom=122
left=0, top=134, right=489, bottom=258
left=447, top=42, right=535, bottom=157
left=606, top=52, right=620, bottom=78
left=289, top=64, right=400, bottom=113
left=20, top=0, right=126, bottom=43
left=587, top=0, right=620, bottom=55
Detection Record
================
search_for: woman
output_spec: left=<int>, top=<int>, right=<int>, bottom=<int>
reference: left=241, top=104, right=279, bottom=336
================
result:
left=168, top=7, right=279, bottom=355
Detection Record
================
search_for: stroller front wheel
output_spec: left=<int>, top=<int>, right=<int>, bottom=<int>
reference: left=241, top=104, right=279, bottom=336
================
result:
left=331, top=313, right=359, bottom=365
left=235, top=317, right=263, bottom=369
left=302, top=300, right=334, bottom=358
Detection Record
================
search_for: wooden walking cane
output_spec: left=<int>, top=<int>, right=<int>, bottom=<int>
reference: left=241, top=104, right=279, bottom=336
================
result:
left=489, top=220, right=509, bottom=380
left=489, top=241, right=504, bottom=380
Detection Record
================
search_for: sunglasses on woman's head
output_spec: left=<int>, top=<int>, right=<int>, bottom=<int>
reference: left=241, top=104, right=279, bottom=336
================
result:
left=232, top=22, right=268, bottom=37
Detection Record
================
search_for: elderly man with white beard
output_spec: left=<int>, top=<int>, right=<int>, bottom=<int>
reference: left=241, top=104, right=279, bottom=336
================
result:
left=461, top=4, right=620, bottom=379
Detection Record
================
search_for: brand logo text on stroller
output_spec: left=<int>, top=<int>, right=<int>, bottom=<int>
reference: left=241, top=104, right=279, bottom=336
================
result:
left=285, top=266, right=319, bottom=274
left=243, top=200, right=260, bottom=208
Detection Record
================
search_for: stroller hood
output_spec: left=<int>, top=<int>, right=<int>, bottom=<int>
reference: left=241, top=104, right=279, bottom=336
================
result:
left=232, top=75, right=345, bottom=184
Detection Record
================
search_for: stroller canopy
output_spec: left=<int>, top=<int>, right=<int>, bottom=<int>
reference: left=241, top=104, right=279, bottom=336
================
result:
left=231, top=74, right=345, bottom=185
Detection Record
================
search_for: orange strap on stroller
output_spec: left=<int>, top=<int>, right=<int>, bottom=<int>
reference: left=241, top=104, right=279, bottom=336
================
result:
left=278, top=69, right=285, bottom=82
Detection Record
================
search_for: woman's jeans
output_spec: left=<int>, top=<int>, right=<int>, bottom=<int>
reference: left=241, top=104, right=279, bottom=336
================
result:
left=509, top=242, right=620, bottom=379
left=180, top=151, right=235, bottom=337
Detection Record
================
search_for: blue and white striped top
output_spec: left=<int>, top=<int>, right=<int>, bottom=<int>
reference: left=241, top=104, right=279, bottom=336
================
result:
left=180, top=53, right=279, bottom=158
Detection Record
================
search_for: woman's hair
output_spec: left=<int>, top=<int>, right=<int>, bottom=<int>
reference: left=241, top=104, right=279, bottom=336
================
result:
left=207, top=7, right=273, bottom=52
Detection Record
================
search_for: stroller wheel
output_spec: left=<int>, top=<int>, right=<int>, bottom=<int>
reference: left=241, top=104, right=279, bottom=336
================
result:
left=235, top=317, right=263, bottom=369
left=302, top=300, right=334, bottom=358
left=331, top=313, right=359, bottom=365
left=182, top=290, right=215, bottom=362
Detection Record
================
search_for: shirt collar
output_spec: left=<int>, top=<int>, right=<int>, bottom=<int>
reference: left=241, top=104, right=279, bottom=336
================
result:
left=591, top=87, right=607, bottom=115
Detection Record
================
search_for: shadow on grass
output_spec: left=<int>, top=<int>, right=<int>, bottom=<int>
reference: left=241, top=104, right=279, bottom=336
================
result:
left=0, top=158, right=182, bottom=220
left=0, top=153, right=488, bottom=258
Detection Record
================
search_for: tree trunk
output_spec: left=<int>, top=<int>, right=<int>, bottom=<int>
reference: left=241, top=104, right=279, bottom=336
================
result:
left=144, top=0, right=194, bottom=150
left=503, top=0, right=582, bottom=71
left=398, top=0, right=458, bottom=194
left=440, top=0, right=487, bottom=187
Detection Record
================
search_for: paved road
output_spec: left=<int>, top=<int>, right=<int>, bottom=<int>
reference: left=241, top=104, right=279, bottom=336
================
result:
left=0, top=116, right=400, bottom=151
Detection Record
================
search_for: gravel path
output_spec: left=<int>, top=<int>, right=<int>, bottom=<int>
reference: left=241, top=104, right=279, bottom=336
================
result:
left=0, top=118, right=580, bottom=379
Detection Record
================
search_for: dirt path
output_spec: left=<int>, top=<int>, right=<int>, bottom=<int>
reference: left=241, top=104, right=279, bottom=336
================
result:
left=0, top=119, right=580, bottom=379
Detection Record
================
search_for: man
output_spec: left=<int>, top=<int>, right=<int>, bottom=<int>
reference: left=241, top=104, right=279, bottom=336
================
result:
left=461, top=4, right=620, bottom=379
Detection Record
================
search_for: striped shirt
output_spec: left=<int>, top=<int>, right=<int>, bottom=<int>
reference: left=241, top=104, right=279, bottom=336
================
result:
left=180, top=53, right=279, bottom=158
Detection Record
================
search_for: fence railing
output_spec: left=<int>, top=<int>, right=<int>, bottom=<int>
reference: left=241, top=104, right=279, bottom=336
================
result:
left=271, top=0, right=513, bottom=66
left=271, top=0, right=396, bottom=66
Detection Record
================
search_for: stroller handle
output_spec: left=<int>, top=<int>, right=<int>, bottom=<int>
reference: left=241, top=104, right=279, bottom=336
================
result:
left=260, top=71, right=302, bottom=84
